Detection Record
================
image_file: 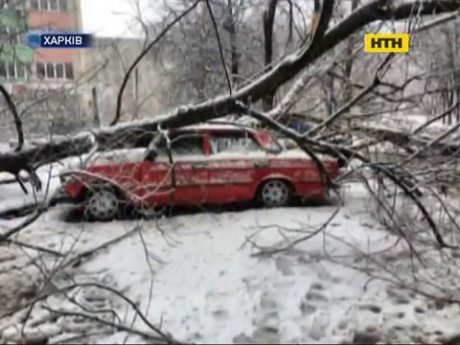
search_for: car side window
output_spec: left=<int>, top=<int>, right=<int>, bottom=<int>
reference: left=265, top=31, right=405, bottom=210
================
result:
left=156, top=132, right=205, bottom=158
left=210, top=131, right=262, bottom=155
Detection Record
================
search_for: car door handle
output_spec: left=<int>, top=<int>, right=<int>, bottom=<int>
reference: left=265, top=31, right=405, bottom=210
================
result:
left=192, top=162, right=207, bottom=169
left=253, top=160, right=269, bottom=168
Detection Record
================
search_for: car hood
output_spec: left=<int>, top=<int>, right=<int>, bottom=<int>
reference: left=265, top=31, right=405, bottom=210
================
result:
left=59, top=148, right=146, bottom=174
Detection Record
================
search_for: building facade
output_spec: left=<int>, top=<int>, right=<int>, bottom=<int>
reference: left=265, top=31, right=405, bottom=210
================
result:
left=79, top=37, right=168, bottom=126
left=0, top=0, right=83, bottom=92
left=0, top=0, right=86, bottom=137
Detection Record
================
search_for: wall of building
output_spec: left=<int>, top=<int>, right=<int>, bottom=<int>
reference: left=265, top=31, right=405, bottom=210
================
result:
left=0, top=0, right=89, bottom=139
left=0, top=0, right=82, bottom=85
left=0, top=6, right=34, bottom=84
left=28, top=0, right=82, bottom=84
left=79, top=37, right=169, bottom=126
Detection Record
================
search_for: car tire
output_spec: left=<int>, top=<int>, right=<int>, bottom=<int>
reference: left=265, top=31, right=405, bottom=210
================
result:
left=84, top=186, right=120, bottom=221
left=258, top=179, right=292, bottom=208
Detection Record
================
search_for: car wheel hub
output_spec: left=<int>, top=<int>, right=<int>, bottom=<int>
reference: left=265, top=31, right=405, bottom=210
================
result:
left=87, top=190, right=119, bottom=219
left=262, top=181, right=289, bottom=206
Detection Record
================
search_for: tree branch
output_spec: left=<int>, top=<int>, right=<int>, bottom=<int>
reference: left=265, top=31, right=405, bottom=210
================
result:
left=0, top=84, right=24, bottom=151
left=262, top=0, right=280, bottom=110
left=110, top=0, right=202, bottom=126
left=204, top=0, right=232, bottom=94
left=1, top=0, right=459, bottom=175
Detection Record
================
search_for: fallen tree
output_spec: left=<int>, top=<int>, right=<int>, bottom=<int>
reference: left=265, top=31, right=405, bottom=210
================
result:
left=1, top=0, right=459, bottom=183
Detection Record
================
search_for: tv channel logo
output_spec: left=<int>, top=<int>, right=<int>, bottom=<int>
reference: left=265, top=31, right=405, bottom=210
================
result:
left=27, top=32, right=93, bottom=49
left=364, top=33, right=410, bottom=53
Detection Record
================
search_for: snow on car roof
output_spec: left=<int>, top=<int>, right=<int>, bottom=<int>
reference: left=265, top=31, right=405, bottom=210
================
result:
left=177, top=122, right=257, bottom=132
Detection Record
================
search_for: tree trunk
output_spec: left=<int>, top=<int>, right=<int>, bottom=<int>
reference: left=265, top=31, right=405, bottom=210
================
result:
left=92, top=86, right=101, bottom=128
left=343, top=0, right=360, bottom=140
left=262, top=0, right=279, bottom=111
left=227, top=0, right=239, bottom=88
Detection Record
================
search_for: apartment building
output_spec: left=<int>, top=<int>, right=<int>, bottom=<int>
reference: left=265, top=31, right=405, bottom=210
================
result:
left=80, top=36, right=167, bottom=126
left=0, top=0, right=87, bottom=136
left=0, top=0, right=83, bottom=92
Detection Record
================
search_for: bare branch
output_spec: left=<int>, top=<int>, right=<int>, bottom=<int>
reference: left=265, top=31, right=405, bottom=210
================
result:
left=111, top=0, right=202, bottom=126
left=0, top=84, right=24, bottom=152
left=204, top=0, right=233, bottom=94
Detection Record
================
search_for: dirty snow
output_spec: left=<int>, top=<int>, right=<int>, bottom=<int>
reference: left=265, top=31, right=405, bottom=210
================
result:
left=1, top=178, right=460, bottom=344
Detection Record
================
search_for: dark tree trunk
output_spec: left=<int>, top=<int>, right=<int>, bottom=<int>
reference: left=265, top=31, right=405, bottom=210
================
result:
left=262, top=0, right=279, bottom=111
left=226, top=0, right=239, bottom=88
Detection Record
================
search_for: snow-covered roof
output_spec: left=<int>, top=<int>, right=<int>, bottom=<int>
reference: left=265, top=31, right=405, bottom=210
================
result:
left=177, top=122, right=257, bottom=132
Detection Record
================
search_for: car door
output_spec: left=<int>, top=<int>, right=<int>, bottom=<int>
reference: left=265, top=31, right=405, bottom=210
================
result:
left=167, top=131, right=209, bottom=206
left=207, top=130, right=268, bottom=204
left=137, top=140, right=174, bottom=208
left=139, top=131, right=209, bottom=207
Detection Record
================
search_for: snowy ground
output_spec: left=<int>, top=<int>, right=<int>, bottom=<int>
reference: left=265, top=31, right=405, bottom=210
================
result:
left=1, top=178, right=460, bottom=343
left=0, top=166, right=61, bottom=215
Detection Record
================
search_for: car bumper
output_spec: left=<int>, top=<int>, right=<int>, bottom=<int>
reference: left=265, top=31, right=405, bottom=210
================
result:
left=49, top=188, right=80, bottom=206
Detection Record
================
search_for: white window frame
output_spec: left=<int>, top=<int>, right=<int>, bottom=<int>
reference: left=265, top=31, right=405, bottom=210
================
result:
left=30, top=0, right=39, bottom=9
left=45, top=62, right=55, bottom=79
left=9, top=26, right=24, bottom=45
left=35, top=62, right=72, bottom=79
left=30, top=0, right=70, bottom=11
left=39, top=0, right=48, bottom=10
left=0, top=61, right=29, bottom=80
left=64, top=62, right=73, bottom=79
left=55, top=63, right=64, bottom=78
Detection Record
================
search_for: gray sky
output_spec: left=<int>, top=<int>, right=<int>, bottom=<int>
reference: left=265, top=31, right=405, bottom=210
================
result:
left=81, top=0, right=157, bottom=38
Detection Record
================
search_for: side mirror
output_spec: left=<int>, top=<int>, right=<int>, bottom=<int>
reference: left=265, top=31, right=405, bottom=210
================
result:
left=266, top=147, right=282, bottom=154
left=145, top=150, right=157, bottom=161
left=144, top=143, right=158, bottom=161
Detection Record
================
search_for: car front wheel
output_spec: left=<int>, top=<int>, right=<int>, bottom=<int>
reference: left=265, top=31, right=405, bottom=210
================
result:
left=84, top=187, right=120, bottom=221
left=258, top=179, right=292, bottom=207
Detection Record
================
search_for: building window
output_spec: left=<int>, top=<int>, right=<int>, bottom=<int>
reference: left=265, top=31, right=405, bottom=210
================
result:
left=0, top=62, right=6, bottom=78
left=56, top=63, right=64, bottom=78
left=18, top=33, right=26, bottom=44
left=1, top=26, right=22, bottom=45
left=1, top=0, right=26, bottom=9
left=16, top=63, right=25, bottom=78
left=0, top=61, right=30, bottom=80
left=64, top=62, right=73, bottom=79
left=46, top=63, right=55, bottom=78
left=15, top=9, right=25, bottom=19
left=36, top=62, right=45, bottom=78
left=15, top=28, right=24, bottom=45
left=35, top=62, right=73, bottom=79
left=32, top=0, right=69, bottom=11
left=59, top=0, right=67, bottom=10
left=7, top=62, right=15, bottom=78
left=39, top=0, right=48, bottom=10
left=30, top=0, right=39, bottom=9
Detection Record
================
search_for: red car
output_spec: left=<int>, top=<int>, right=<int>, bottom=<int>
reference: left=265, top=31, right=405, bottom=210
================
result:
left=59, top=124, right=340, bottom=221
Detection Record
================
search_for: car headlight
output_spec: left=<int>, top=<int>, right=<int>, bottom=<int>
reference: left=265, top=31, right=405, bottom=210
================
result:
left=59, top=174, right=77, bottom=184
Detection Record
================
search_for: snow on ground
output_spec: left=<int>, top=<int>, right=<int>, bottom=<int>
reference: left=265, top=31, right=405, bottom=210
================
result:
left=0, top=146, right=151, bottom=215
left=0, top=165, right=61, bottom=214
left=0, top=181, right=460, bottom=343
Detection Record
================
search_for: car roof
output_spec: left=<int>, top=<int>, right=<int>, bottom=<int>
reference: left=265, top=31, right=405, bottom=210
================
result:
left=175, top=122, right=258, bottom=133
